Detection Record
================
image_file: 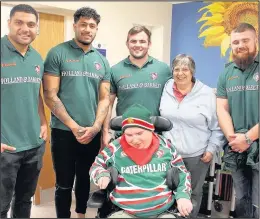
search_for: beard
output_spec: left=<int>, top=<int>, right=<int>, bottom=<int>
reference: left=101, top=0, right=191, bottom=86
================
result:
left=76, top=32, right=96, bottom=46
left=77, top=38, right=93, bottom=46
left=130, top=51, right=148, bottom=60
left=232, top=47, right=257, bottom=70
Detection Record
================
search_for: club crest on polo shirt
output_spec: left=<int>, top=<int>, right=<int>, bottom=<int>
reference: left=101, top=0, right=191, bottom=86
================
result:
left=94, top=62, right=102, bottom=71
left=150, top=72, right=158, bottom=80
left=253, top=72, right=259, bottom=82
left=35, top=65, right=40, bottom=74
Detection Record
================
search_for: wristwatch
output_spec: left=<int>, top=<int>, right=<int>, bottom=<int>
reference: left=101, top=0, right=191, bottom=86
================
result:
left=245, top=133, right=253, bottom=145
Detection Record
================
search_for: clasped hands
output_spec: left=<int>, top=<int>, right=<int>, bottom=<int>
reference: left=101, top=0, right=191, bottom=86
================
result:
left=228, top=133, right=250, bottom=153
left=72, top=125, right=101, bottom=144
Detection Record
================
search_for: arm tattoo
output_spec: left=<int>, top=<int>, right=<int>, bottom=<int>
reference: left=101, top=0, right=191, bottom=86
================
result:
left=104, top=85, right=110, bottom=99
left=88, top=129, right=98, bottom=139
left=53, top=101, right=66, bottom=115
left=93, top=84, right=110, bottom=131
left=43, top=87, right=72, bottom=124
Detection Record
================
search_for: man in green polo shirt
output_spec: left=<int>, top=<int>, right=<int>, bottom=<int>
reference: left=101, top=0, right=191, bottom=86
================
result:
left=43, top=7, right=110, bottom=218
left=1, top=4, right=47, bottom=218
left=217, top=23, right=259, bottom=218
left=102, top=25, right=171, bottom=146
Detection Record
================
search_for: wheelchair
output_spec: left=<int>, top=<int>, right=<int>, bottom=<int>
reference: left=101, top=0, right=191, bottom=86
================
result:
left=87, top=116, right=186, bottom=218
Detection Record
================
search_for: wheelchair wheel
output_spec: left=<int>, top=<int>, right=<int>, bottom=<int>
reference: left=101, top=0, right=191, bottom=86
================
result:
left=214, top=201, right=223, bottom=212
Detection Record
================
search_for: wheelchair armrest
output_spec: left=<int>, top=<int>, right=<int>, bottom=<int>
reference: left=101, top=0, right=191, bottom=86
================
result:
left=166, top=167, right=180, bottom=191
left=110, top=116, right=173, bottom=132
left=107, top=167, right=119, bottom=191
left=87, top=190, right=106, bottom=208
left=87, top=167, right=119, bottom=208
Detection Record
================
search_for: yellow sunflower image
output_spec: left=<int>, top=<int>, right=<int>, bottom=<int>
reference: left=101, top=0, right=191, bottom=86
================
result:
left=197, top=2, right=259, bottom=60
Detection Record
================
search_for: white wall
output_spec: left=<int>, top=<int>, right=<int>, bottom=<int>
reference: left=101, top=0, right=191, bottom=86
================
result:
left=1, top=1, right=172, bottom=65
left=1, top=2, right=173, bottom=119
left=1, top=5, right=11, bottom=37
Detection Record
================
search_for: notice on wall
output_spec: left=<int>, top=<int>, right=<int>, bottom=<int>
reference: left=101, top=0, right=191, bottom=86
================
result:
left=93, top=42, right=106, bottom=57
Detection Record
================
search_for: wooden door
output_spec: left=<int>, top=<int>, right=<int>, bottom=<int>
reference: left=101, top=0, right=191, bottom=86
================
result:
left=31, top=12, right=64, bottom=205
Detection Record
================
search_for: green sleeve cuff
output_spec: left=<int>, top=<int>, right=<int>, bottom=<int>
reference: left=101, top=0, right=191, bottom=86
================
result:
left=175, top=192, right=191, bottom=200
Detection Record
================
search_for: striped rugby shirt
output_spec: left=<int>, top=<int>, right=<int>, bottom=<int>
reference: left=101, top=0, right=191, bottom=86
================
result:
left=90, top=135, right=191, bottom=217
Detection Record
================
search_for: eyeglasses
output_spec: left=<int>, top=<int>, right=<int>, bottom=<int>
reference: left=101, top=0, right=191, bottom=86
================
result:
left=173, top=68, right=190, bottom=74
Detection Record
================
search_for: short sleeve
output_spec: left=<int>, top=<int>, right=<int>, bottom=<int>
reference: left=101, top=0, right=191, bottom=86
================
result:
left=216, top=70, right=227, bottom=98
left=102, top=58, right=111, bottom=82
left=110, top=68, right=117, bottom=94
left=165, top=64, right=172, bottom=81
left=44, top=47, right=61, bottom=76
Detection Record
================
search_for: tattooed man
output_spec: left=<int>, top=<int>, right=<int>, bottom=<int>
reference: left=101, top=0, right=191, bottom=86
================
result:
left=43, top=7, right=111, bottom=218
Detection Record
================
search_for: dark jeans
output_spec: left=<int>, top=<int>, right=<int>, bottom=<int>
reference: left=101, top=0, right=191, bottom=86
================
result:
left=51, top=128, right=101, bottom=218
left=231, top=165, right=259, bottom=218
left=183, top=155, right=210, bottom=217
left=0, top=142, right=45, bottom=218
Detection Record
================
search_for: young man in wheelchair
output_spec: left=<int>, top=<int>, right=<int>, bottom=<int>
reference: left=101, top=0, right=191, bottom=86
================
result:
left=89, top=104, right=193, bottom=218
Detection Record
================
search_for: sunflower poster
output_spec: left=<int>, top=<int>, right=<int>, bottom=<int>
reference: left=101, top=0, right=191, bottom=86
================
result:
left=171, top=2, right=259, bottom=88
left=197, top=2, right=258, bottom=60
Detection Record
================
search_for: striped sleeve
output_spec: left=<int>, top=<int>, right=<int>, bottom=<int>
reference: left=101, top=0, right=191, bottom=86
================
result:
left=89, top=142, right=117, bottom=185
left=165, top=138, right=192, bottom=200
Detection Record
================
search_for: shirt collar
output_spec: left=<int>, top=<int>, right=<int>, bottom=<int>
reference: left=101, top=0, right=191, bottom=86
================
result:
left=254, top=52, right=259, bottom=63
left=124, top=55, right=153, bottom=66
left=173, top=82, right=178, bottom=91
left=172, top=82, right=188, bottom=96
left=69, top=39, right=95, bottom=53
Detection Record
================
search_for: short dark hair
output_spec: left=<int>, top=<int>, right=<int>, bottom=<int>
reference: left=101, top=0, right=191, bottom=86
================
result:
left=127, top=25, right=152, bottom=42
left=232, top=23, right=256, bottom=34
left=73, top=7, right=101, bottom=25
left=10, top=4, right=38, bottom=22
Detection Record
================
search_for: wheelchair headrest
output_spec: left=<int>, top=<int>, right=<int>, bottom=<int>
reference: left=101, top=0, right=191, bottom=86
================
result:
left=109, top=116, right=173, bottom=132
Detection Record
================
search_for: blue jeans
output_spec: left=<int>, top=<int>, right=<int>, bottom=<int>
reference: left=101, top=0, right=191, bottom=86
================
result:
left=231, top=165, right=259, bottom=218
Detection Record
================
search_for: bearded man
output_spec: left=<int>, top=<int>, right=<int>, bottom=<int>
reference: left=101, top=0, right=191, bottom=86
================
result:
left=216, top=23, right=259, bottom=218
